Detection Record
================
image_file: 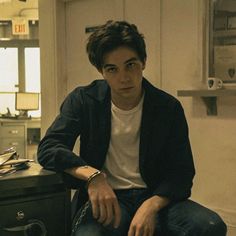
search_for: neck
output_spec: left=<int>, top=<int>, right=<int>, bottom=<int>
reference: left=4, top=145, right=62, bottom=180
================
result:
left=111, top=90, right=143, bottom=110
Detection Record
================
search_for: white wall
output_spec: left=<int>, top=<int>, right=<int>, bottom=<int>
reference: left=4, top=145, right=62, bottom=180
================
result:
left=38, top=0, right=67, bottom=135
left=65, top=0, right=124, bottom=89
left=39, top=0, right=236, bottom=234
left=0, top=0, right=38, bottom=20
left=161, top=1, right=236, bottom=234
left=65, top=0, right=161, bottom=90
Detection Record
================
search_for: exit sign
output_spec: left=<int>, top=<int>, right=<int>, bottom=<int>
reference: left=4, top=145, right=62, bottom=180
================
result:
left=12, top=18, right=29, bottom=35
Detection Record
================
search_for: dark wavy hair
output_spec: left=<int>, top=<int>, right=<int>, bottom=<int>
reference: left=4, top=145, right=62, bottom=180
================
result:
left=86, top=20, right=147, bottom=71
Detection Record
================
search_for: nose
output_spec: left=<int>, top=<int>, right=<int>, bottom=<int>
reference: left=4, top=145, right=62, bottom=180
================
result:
left=119, top=69, right=130, bottom=83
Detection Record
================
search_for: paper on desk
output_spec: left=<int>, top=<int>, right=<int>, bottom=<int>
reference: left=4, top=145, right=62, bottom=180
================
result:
left=0, top=151, right=17, bottom=166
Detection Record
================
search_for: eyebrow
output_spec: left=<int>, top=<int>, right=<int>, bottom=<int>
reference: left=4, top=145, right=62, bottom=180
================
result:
left=103, top=57, right=139, bottom=69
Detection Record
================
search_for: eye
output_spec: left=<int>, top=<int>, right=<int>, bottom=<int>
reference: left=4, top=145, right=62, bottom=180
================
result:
left=105, top=67, right=117, bottom=73
left=126, top=62, right=136, bottom=69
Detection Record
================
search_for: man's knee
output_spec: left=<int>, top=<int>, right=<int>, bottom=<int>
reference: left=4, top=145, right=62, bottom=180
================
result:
left=192, top=210, right=227, bottom=236
left=205, top=214, right=227, bottom=236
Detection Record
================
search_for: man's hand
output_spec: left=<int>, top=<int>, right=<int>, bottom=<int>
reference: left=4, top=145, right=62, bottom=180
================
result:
left=65, top=165, right=121, bottom=228
left=128, top=195, right=170, bottom=236
left=87, top=174, right=121, bottom=228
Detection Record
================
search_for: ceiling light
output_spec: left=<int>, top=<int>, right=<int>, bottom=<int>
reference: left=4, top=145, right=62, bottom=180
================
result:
left=0, top=0, right=12, bottom=3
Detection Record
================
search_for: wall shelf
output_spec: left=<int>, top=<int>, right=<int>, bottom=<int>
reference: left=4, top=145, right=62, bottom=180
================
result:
left=177, top=89, right=236, bottom=115
left=214, top=30, right=236, bottom=38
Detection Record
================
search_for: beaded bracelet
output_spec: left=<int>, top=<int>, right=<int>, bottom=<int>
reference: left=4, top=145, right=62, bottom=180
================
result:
left=85, top=170, right=102, bottom=189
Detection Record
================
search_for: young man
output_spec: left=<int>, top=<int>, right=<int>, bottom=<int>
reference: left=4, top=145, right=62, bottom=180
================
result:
left=38, top=21, right=226, bottom=236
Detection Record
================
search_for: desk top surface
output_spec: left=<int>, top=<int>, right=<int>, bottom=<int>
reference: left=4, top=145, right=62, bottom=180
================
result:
left=1, top=163, right=56, bottom=179
left=0, top=163, right=64, bottom=194
left=0, top=117, right=40, bottom=123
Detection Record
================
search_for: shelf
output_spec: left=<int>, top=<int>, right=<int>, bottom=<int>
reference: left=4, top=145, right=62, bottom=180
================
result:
left=177, top=89, right=236, bottom=115
left=177, top=89, right=236, bottom=97
left=214, top=30, right=236, bottom=38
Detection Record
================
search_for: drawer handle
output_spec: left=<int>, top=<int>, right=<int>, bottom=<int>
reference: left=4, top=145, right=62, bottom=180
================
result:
left=10, top=130, right=18, bottom=134
left=2, top=219, right=47, bottom=236
left=16, top=211, right=25, bottom=220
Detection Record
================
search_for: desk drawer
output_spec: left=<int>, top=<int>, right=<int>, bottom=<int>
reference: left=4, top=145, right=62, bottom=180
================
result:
left=0, top=138, right=25, bottom=158
left=0, top=125, right=25, bottom=138
left=0, top=194, right=68, bottom=236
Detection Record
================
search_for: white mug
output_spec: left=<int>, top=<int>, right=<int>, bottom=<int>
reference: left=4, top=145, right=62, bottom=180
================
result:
left=207, top=77, right=223, bottom=90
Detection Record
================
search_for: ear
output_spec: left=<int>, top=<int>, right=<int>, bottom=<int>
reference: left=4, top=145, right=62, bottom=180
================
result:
left=97, top=68, right=103, bottom=75
left=142, top=60, right=146, bottom=70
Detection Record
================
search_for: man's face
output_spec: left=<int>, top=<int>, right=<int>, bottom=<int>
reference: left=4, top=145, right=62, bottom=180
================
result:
left=100, top=46, right=145, bottom=102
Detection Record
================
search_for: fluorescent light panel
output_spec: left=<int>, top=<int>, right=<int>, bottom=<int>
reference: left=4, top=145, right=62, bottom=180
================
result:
left=0, top=0, right=12, bottom=3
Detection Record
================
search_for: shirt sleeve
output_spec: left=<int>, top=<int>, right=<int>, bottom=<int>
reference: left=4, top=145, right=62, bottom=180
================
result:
left=37, top=89, right=87, bottom=173
left=152, top=101, right=195, bottom=201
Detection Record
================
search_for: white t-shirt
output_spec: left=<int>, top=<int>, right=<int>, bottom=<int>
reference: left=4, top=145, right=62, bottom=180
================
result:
left=102, top=95, right=147, bottom=189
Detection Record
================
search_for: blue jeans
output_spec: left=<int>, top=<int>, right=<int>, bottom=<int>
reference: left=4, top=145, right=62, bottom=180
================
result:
left=71, top=188, right=227, bottom=236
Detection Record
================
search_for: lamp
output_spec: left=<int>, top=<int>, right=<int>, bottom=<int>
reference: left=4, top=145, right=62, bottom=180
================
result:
left=15, top=92, right=39, bottom=119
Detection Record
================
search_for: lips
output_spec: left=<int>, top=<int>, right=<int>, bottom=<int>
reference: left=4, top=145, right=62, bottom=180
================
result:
left=120, top=87, right=133, bottom=90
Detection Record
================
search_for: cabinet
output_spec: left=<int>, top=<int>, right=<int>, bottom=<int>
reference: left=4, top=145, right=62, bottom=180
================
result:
left=178, top=1, right=236, bottom=116
left=0, top=119, right=40, bottom=159
left=0, top=120, right=25, bottom=158
left=209, top=0, right=236, bottom=82
left=0, top=163, right=71, bottom=236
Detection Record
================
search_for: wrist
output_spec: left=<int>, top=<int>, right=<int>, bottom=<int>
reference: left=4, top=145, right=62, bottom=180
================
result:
left=150, top=195, right=170, bottom=212
left=65, top=165, right=102, bottom=181
left=86, top=170, right=106, bottom=189
left=86, top=170, right=101, bottom=188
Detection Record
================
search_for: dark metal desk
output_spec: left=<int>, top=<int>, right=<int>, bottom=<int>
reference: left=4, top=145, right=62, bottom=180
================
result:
left=0, top=163, right=71, bottom=236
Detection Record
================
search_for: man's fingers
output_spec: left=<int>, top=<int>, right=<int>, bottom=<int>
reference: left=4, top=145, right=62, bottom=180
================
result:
left=102, top=201, right=113, bottom=226
left=148, top=227, right=155, bottom=236
left=128, top=224, right=154, bottom=236
left=128, top=227, right=141, bottom=236
left=134, top=226, right=143, bottom=236
left=90, top=198, right=99, bottom=219
left=98, top=202, right=107, bottom=223
left=142, top=228, right=151, bottom=236
left=128, top=225, right=135, bottom=236
left=87, top=180, right=120, bottom=228
left=113, top=200, right=121, bottom=228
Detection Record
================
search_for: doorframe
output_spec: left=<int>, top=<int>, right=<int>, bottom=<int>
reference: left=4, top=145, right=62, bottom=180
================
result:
left=38, top=0, right=67, bottom=135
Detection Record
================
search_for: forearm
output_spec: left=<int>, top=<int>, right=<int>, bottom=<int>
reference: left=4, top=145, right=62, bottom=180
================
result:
left=65, top=165, right=101, bottom=181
